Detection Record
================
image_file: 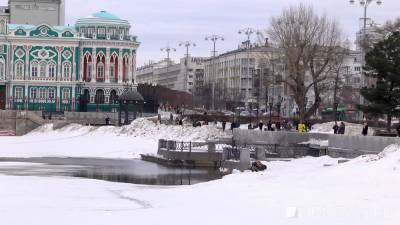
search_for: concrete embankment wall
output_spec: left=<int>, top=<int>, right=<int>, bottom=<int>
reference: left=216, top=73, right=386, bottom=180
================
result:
left=328, top=135, right=399, bottom=158
left=233, top=129, right=329, bottom=145
left=0, top=110, right=45, bottom=135
left=233, top=129, right=400, bottom=158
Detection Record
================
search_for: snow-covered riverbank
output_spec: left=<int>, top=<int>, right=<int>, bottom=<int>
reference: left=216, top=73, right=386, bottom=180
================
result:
left=1, top=145, right=399, bottom=225
left=0, top=118, right=230, bottom=159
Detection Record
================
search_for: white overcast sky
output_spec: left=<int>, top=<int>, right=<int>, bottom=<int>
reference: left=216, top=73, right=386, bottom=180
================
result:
left=1, top=0, right=400, bottom=65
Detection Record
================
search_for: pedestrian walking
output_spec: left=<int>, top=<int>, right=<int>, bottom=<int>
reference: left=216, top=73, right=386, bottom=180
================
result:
left=396, top=124, right=400, bottom=137
left=267, top=120, right=272, bottom=131
left=157, top=114, right=162, bottom=124
left=276, top=121, right=281, bottom=131
left=222, top=120, right=227, bottom=132
left=338, top=122, right=346, bottom=135
left=333, top=122, right=339, bottom=134
left=258, top=120, right=264, bottom=131
left=362, top=122, right=369, bottom=136
left=298, top=122, right=306, bottom=133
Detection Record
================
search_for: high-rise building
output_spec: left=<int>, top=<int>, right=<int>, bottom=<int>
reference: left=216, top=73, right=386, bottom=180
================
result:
left=9, top=0, right=65, bottom=26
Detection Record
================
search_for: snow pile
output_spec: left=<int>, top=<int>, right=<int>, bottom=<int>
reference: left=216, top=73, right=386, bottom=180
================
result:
left=28, top=118, right=230, bottom=142
left=310, top=121, right=374, bottom=136
left=352, top=144, right=400, bottom=165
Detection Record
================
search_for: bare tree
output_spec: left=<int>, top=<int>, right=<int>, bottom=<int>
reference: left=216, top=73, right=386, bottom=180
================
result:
left=267, top=4, right=344, bottom=121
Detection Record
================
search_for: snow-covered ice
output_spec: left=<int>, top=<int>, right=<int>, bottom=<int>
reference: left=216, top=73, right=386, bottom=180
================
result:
left=1, top=144, right=400, bottom=225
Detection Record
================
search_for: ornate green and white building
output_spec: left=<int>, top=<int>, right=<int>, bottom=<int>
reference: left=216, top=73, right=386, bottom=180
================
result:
left=0, top=9, right=139, bottom=112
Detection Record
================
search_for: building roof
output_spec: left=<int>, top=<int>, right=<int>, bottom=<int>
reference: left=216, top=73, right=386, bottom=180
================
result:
left=92, top=11, right=120, bottom=20
left=76, top=10, right=130, bottom=27
left=118, top=88, right=145, bottom=102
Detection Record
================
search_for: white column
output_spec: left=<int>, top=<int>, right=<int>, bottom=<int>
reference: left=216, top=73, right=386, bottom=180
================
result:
left=128, top=53, right=133, bottom=84
left=56, top=85, right=61, bottom=111
left=105, top=48, right=110, bottom=83
left=71, top=86, right=76, bottom=112
left=72, top=48, right=76, bottom=81
left=24, top=46, right=30, bottom=80
left=131, top=51, right=136, bottom=83
left=91, top=48, right=96, bottom=83
left=10, top=45, right=14, bottom=80
left=79, top=48, right=83, bottom=82
left=57, top=47, right=62, bottom=81
left=118, top=49, right=123, bottom=83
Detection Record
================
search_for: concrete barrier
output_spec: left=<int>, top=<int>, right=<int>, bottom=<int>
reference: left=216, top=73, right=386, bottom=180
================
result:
left=233, top=129, right=312, bottom=145
left=327, top=135, right=400, bottom=158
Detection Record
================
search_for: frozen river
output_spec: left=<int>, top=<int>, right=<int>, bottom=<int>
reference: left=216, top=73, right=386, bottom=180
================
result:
left=0, top=157, right=224, bottom=185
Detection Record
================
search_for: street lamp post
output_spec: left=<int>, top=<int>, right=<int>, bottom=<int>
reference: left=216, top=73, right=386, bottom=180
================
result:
left=238, top=28, right=260, bottom=111
left=161, top=44, right=176, bottom=73
left=269, top=101, right=273, bottom=122
left=205, top=35, right=224, bottom=110
left=276, top=100, right=282, bottom=119
left=179, top=41, right=196, bottom=93
left=349, top=0, right=382, bottom=120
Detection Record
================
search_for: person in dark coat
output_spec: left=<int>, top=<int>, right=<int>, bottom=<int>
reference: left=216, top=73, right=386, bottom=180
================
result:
left=396, top=124, right=400, bottom=137
left=362, top=122, right=369, bottom=136
left=267, top=120, right=272, bottom=131
left=338, top=122, right=346, bottom=135
left=222, top=120, right=227, bottom=132
left=258, top=120, right=264, bottom=131
left=333, top=122, right=339, bottom=134
left=276, top=121, right=281, bottom=131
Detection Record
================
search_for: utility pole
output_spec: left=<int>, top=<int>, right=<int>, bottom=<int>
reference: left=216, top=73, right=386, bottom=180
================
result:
left=239, top=28, right=260, bottom=111
left=205, top=35, right=224, bottom=110
left=349, top=0, right=382, bottom=120
left=179, top=41, right=196, bottom=93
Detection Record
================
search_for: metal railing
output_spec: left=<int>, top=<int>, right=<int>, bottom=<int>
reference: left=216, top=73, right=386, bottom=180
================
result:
left=159, top=139, right=233, bottom=153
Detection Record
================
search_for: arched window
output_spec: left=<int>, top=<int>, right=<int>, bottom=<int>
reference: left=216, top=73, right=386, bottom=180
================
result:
left=40, top=62, right=47, bottom=77
left=30, top=88, right=37, bottom=99
left=48, top=88, right=55, bottom=99
left=48, top=63, right=56, bottom=78
left=95, top=89, right=105, bottom=104
left=39, top=88, right=46, bottom=99
left=63, top=62, right=71, bottom=80
left=0, top=61, right=4, bottom=80
left=31, top=61, right=38, bottom=77
left=62, top=88, right=70, bottom=100
left=97, top=62, right=104, bottom=81
left=110, top=90, right=118, bottom=104
left=110, top=59, right=115, bottom=82
left=110, top=54, right=118, bottom=82
left=96, top=54, right=105, bottom=82
left=15, top=61, right=24, bottom=79
left=83, top=54, right=92, bottom=82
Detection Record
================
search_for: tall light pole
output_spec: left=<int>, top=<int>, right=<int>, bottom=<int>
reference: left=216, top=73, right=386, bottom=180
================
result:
left=179, top=41, right=196, bottom=93
left=160, top=44, right=176, bottom=77
left=239, top=28, right=260, bottom=111
left=349, top=0, right=382, bottom=120
left=205, top=35, right=224, bottom=110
